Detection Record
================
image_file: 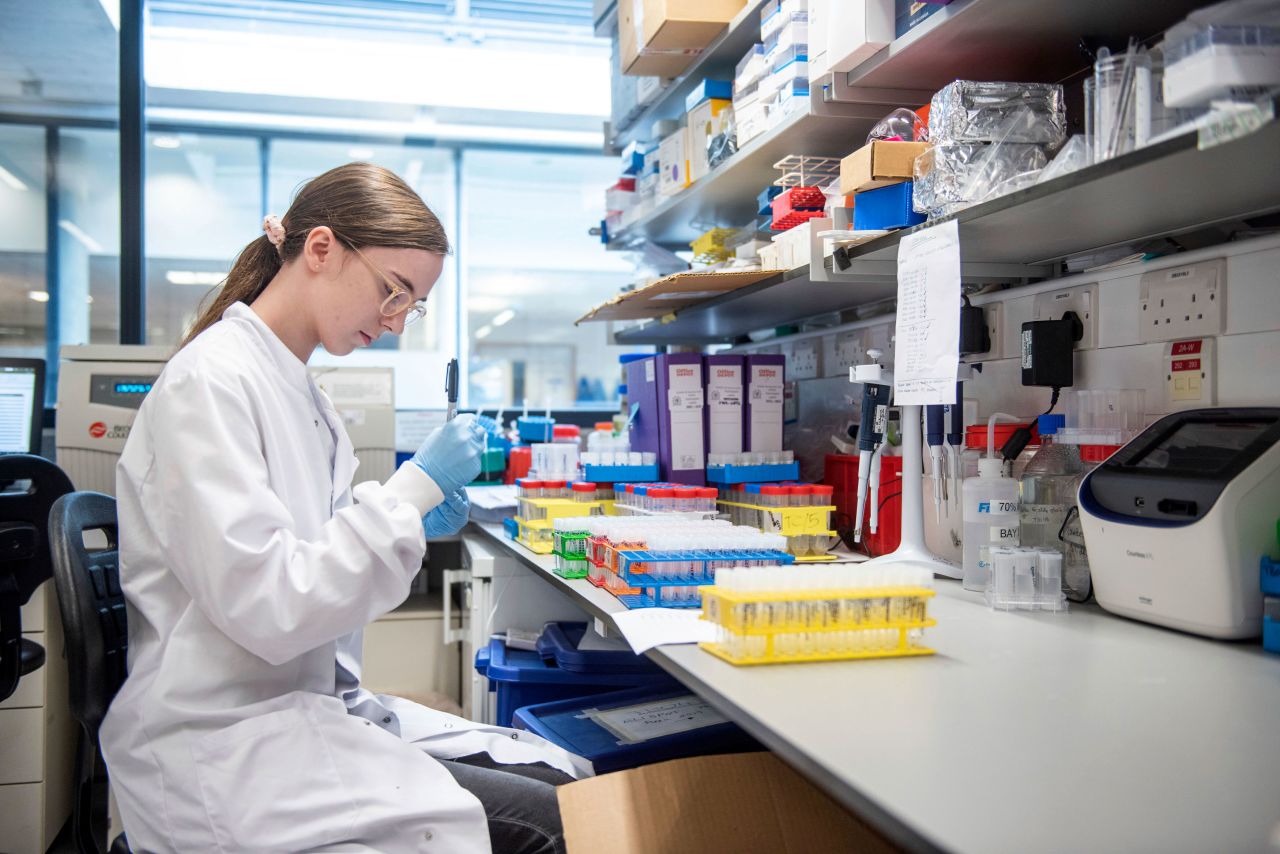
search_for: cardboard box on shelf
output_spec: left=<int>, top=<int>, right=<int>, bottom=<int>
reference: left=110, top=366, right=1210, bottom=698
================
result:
left=657, top=127, right=690, bottom=196
left=620, top=0, right=747, bottom=77
left=558, top=752, right=900, bottom=854
left=839, top=140, right=931, bottom=195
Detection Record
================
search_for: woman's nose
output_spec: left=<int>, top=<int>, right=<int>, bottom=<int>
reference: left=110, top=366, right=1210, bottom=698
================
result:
left=383, top=311, right=406, bottom=336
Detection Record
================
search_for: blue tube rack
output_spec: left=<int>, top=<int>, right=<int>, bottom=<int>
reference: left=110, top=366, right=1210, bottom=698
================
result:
left=613, top=548, right=795, bottom=609
left=582, top=463, right=660, bottom=483
left=705, top=462, right=800, bottom=484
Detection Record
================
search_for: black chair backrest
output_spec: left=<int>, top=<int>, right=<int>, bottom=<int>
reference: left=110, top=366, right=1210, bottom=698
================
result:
left=48, top=491, right=125, bottom=734
left=0, top=454, right=74, bottom=701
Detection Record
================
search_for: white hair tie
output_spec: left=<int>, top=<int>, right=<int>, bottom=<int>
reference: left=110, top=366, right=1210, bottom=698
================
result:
left=262, top=215, right=286, bottom=256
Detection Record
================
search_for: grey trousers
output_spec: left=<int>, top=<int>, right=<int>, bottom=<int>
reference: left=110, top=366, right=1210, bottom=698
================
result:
left=439, top=753, right=575, bottom=854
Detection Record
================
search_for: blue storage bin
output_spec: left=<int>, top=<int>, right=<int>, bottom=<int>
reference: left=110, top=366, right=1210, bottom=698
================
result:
left=535, top=622, right=664, bottom=675
left=512, top=685, right=759, bottom=773
left=474, top=638, right=675, bottom=727
left=854, top=181, right=926, bottom=230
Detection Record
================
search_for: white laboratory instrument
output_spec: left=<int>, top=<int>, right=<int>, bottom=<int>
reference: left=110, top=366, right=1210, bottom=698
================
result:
left=447, top=532, right=588, bottom=722
left=309, top=366, right=397, bottom=484
left=1078, top=407, right=1280, bottom=639
left=55, top=345, right=170, bottom=494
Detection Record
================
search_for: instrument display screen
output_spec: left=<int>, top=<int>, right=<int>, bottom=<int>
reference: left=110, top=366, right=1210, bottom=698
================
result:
left=1129, top=419, right=1273, bottom=474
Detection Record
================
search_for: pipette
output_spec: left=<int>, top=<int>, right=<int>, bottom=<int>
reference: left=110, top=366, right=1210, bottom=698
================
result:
left=868, top=443, right=885, bottom=535
left=444, top=358, right=459, bottom=422
left=944, top=382, right=964, bottom=502
left=925, top=405, right=945, bottom=525
left=852, top=351, right=892, bottom=542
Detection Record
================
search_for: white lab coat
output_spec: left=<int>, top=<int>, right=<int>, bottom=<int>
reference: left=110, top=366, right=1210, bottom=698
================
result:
left=101, top=303, right=588, bottom=853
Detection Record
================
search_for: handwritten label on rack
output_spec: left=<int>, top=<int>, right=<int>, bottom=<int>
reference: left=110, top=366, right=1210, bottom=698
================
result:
left=893, top=219, right=961, bottom=406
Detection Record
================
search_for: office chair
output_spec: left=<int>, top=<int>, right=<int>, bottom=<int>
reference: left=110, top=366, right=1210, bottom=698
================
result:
left=0, top=454, right=74, bottom=703
left=49, top=491, right=131, bottom=854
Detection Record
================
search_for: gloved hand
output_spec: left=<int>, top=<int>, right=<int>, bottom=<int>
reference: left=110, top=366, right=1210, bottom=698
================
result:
left=412, top=414, right=485, bottom=496
left=424, top=490, right=470, bottom=539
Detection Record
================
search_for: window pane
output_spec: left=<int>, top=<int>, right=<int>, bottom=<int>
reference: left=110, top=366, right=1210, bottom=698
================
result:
left=461, top=150, right=648, bottom=410
left=0, top=125, right=48, bottom=360
left=269, top=140, right=458, bottom=408
left=145, top=132, right=261, bottom=346
left=1, top=1, right=120, bottom=404
left=58, top=128, right=121, bottom=347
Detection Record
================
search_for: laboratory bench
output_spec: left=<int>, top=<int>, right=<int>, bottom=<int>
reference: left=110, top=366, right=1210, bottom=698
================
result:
left=467, top=520, right=1280, bottom=854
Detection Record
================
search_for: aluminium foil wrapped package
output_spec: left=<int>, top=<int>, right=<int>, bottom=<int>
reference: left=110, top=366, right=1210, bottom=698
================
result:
left=928, top=81, right=1067, bottom=147
left=912, top=142, right=1049, bottom=218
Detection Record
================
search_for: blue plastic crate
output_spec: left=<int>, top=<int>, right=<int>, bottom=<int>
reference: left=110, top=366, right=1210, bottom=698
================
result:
left=705, top=461, right=800, bottom=483
left=474, top=639, right=674, bottom=727
left=582, top=463, right=660, bottom=483
left=535, top=622, right=663, bottom=675
left=854, top=181, right=926, bottom=231
left=511, top=686, right=759, bottom=773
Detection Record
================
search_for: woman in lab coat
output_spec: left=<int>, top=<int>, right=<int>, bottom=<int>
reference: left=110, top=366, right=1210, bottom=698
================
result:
left=101, top=162, right=588, bottom=853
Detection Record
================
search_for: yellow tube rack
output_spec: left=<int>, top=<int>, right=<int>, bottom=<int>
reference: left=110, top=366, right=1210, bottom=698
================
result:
left=699, top=584, right=936, bottom=665
left=514, top=498, right=616, bottom=553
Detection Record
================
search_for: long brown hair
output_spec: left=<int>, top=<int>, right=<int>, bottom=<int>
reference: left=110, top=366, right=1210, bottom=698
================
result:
left=181, top=161, right=450, bottom=347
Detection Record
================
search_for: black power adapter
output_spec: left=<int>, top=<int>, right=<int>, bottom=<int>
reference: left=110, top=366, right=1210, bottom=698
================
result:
left=959, top=298, right=991, bottom=355
left=1020, top=311, right=1083, bottom=387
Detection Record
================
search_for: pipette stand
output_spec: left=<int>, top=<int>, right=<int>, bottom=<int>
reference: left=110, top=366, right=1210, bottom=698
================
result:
left=862, top=403, right=962, bottom=579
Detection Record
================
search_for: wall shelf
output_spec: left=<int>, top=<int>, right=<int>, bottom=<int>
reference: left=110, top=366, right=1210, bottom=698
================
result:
left=614, top=107, right=1280, bottom=345
left=609, top=0, right=1211, bottom=251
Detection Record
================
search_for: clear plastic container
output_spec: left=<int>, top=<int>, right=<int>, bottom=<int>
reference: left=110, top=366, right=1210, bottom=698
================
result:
left=760, top=486, right=787, bottom=508
left=544, top=480, right=567, bottom=500
left=1018, top=415, right=1083, bottom=557
left=1093, top=46, right=1154, bottom=161
left=1163, top=21, right=1280, bottom=108
left=962, top=458, right=1021, bottom=592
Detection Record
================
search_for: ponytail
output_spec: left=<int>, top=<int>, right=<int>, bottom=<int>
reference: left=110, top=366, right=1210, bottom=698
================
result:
left=178, top=161, right=449, bottom=349
left=181, top=234, right=283, bottom=347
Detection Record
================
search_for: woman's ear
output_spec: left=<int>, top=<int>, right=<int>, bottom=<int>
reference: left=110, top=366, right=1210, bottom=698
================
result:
left=303, top=226, right=337, bottom=274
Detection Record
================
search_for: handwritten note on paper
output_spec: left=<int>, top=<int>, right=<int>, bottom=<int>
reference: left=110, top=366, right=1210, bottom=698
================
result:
left=585, top=695, right=729, bottom=744
left=893, top=218, right=962, bottom=406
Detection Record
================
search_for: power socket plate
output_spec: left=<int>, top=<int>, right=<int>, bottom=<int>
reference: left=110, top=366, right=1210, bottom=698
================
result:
left=789, top=339, right=821, bottom=380
left=1033, top=283, right=1098, bottom=350
left=832, top=330, right=865, bottom=375
left=982, top=302, right=1004, bottom=360
left=1139, top=260, right=1225, bottom=343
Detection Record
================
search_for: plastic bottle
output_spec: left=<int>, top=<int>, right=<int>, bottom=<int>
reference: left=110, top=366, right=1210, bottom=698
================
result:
left=962, top=457, right=1020, bottom=592
left=1059, top=443, right=1116, bottom=600
left=1018, top=415, right=1083, bottom=555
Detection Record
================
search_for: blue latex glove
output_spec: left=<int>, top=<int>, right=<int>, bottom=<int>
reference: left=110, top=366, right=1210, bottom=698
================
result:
left=412, top=414, right=485, bottom=495
left=424, top=491, right=470, bottom=539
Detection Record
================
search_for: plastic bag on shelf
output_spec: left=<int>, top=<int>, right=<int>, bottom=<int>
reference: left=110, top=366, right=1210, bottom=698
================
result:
left=913, top=142, right=1048, bottom=217
left=1035, top=135, right=1094, bottom=185
left=866, top=107, right=926, bottom=143
left=707, top=108, right=738, bottom=170
left=929, top=80, right=1066, bottom=147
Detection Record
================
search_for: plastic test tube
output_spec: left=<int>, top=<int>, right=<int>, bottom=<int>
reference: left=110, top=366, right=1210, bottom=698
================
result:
left=761, top=485, right=786, bottom=509
left=572, top=482, right=596, bottom=503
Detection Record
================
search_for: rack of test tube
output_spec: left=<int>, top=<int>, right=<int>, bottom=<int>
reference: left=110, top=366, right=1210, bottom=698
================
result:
left=705, top=451, right=800, bottom=483
left=982, top=547, right=1069, bottom=613
left=513, top=479, right=617, bottom=554
left=717, top=484, right=838, bottom=562
left=551, top=517, right=592, bottom=579
left=575, top=517, right=792, bottom=609
left=700, top=565, right=937, bottom=666
left=612, top=483, right=720, bottom=518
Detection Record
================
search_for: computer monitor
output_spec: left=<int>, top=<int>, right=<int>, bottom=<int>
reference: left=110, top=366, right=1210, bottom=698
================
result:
left=0, top=358, right=44, bottom=455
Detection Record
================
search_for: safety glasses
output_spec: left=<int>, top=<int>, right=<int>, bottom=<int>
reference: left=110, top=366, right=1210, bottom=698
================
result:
left=350, top=244, right=428, bottom=326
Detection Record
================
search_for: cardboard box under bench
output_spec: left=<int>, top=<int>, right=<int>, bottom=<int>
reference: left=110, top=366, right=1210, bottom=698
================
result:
left=558, top=752, right=902, bottom=853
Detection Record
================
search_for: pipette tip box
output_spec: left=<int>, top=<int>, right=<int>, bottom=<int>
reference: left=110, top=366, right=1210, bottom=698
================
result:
left=705, top=461, right=800, bottom=483
left=582, top=463, right=660, bottom=483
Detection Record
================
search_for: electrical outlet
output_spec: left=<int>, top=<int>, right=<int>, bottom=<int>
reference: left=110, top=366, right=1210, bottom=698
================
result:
left=789, top=339, right=820, bottom=380
left=832, top=330, right=865, bottom=374
left=1033, top=283, right=1098, bottom=350
left=1139, top=260, right=1225, bottom=343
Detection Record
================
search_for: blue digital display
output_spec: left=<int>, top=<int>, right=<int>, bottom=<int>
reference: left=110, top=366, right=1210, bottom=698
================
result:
left=114, top=382, right=153, bottom=395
